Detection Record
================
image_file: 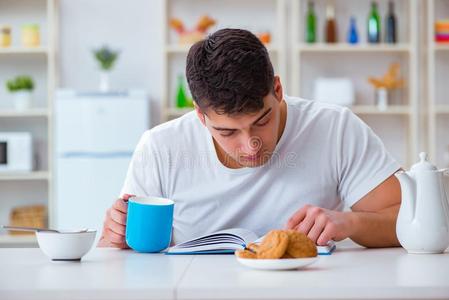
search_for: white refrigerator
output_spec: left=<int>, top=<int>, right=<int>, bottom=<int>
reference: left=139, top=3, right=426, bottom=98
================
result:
left=54, top=90, right=149, bottom=237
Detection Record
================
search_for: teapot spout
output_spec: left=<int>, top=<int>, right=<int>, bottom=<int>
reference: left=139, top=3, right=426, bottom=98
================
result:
left=395, top=170, right=416, bottom=221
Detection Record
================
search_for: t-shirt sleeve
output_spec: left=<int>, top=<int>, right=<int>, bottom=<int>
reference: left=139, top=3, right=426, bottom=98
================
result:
left=119, top=130, right=163, bottom=198
left=336, top=108, right=401, bottom=208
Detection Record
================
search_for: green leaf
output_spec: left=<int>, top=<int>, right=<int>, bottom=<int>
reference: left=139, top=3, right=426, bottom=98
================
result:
left=93, top=45, right=120, bottom=71
left=5, top=75, right=35, bottom=92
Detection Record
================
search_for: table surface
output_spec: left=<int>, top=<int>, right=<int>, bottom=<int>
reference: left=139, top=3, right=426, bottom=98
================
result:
left=1, top=240, right=449, bottom=300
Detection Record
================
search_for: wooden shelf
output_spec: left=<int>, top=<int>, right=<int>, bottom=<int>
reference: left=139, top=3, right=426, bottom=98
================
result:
left=166, top=44, right=279, bottom=54
left=351, top=105, right=411, bottom=115
left=434, top=43, right=449, bottom=51
left=435, top=105, right=449, bottom=114
left=0, top=234, right=37, bottom=246
left=0, top=108, right=49, bottom=118
left=297, top=43, right=412, bottom=53
left=0, top=47, right=49, bottom=55
left=165, top=105, right=411, bottom=118
left=165, top=107, right=194, bottom=118
left=0, top=171, right=50, bottom=181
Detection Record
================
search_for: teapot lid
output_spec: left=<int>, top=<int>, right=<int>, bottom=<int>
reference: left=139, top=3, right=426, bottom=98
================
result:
left=410, top=152, right=437, bottom=172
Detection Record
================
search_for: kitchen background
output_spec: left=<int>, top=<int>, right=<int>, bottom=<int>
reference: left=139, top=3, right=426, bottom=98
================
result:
left=0, top=0, right=448, bottom=247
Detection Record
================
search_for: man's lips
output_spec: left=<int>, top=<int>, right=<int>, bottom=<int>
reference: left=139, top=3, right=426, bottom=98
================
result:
left=241, top=151, right=262, bottom=161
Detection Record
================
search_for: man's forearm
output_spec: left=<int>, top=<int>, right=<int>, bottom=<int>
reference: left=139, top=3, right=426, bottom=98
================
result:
left=348, top=205, right=401, bottom=248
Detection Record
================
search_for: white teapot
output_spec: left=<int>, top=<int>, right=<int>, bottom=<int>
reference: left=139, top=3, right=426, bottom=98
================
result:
left=395, top=152, right=449, bottom=254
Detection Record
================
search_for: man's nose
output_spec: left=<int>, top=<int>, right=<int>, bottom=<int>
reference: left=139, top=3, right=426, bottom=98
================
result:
left=240, top=135, right=262, bottom=155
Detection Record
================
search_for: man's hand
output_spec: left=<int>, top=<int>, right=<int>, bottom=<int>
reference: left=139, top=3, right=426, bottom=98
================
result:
left=286, top=174, right=402, bottom=248
left=285, top=205, right=355, bottom=246
left=98, top=194, right=135, bottom=248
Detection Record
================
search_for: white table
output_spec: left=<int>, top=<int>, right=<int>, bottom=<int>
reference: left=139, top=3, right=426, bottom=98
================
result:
left=1, top=241, right=449, bottom=300
left=0, top=248, right=192, bottom=300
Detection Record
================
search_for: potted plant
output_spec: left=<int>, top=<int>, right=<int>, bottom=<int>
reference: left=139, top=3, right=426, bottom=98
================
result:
left=368, top=63, right=405, bottom=111
left=93, top=45, right=119, bottom=92
left=5, top=75, right=34, bottom=111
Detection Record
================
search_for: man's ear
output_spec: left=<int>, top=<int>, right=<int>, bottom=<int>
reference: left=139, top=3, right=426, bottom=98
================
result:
left=273, top=76, right=284, bottom=103
left=194, top=103, right=206, bottom=126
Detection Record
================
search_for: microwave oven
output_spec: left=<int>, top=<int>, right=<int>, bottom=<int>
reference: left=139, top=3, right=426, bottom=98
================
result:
left=0, top=132, right=33, bottom=172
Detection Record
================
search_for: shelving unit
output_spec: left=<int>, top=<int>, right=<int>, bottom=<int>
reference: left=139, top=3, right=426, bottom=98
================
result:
left=291, top=0, right=418, bottom=167
left=0, top=234, right=36, bottom=247
left=0, top=0, right=57, bottom=247
left=434, top=43, right=449, bottom=51
left=296, top=43, right=412, bottom=53
left=161, top=0, right=287, bottom=121
left=0, top=171, right=50, bottom=181
left=350, top=105, right=411, bottom=115
left=0, top=47, right=49, bottom=54
left=427, top=0, right=449, bottom=167
left=0, top=108, right=49, bottom=118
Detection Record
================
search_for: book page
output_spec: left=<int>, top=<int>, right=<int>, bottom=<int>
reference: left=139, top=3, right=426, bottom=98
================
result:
left=167, top=228, right=259, bottom=254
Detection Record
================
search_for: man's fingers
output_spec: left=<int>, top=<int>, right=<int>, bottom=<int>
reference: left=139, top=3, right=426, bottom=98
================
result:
left=110, top=241, right=129, bottom=249
left=112, top=194, right=135, bottom=214
left=104, top=228, right=126, bottom=244
left=113, top=192, right=135, bottom=213
left=110, top=208, right=127, bottom=225
left=286, top=205, right=310, bottom=229
left=107, top=218, right=126, bottom=236
left=113, top=199, right=128, bottom=213
left=306, top=215, right=327, bottom=243
left=317, top=223, right=337, bottom=246
left=297, top=214, right=317, bottom=234
left=122, top=194, right=135, bottom=202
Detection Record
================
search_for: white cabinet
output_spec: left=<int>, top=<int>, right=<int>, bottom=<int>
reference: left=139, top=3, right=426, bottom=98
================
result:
left=54, top=90, right=149, bottom=238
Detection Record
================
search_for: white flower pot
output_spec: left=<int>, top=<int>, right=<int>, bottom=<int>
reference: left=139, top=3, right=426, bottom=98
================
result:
left=13, top=91, right=32, bottom=111
left=375, top=88, right=388, bottom=111
left=99, top=71, right=110, bottom=92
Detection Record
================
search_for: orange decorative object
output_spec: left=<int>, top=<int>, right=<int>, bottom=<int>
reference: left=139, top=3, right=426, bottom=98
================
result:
left=169, top=19, right=185, bottom=34
left=368, top=63, right=405, bottom=90
left=196, top=16, right=216, bottom=33
left=169, top=15, right=216, bottom=45
left=257, top=32, right=272, bottom=44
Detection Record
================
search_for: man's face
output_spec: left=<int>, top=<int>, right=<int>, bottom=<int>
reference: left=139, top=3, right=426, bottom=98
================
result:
left=196, top=77, right=285, bottom=168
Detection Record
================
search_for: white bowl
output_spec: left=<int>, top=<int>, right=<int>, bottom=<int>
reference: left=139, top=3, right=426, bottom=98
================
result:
left=36, top=230, right=97, bottom=261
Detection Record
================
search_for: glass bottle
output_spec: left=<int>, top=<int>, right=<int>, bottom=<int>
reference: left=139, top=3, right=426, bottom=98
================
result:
left=368, top=2, right=381, bottom=43
left=385, top=1, right=397, bottom=43
left=305, top=1, right=317, bottom=43
left=176, top=75, right=188, bottom=108
left=347, top=16, right=359, bottom=44
left=325, top=2, right=337, bottom=43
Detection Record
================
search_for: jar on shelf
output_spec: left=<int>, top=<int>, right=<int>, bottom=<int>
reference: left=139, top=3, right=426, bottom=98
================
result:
left=0, top=25, right=12, bottom=47
left=21, top=24, right=40, bottom=47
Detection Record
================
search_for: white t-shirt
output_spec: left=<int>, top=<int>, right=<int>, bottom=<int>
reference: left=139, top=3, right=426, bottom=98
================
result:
left=121, top=96, right=400, bottom=244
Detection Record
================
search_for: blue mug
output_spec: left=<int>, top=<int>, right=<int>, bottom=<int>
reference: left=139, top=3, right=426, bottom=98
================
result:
left=126, top=196, right=174, bottom=253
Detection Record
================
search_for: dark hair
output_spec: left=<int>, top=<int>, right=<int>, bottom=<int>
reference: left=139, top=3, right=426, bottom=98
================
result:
left=186, top=28, right=274, bottom=115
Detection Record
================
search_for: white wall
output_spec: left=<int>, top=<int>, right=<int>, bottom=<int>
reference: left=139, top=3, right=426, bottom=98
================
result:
left=59, top=0, right=164, bottom=125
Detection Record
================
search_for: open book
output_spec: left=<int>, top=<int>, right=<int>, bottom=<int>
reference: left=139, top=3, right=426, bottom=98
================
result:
left=165, top=228, right=336, bottom=255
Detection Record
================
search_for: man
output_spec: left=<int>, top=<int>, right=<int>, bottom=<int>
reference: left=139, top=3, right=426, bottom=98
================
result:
left=99, top=29, right=402, bottom=249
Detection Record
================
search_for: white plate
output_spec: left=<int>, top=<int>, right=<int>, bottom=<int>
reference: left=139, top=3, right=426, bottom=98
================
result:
left=236, top=256, right=319, bottom=270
